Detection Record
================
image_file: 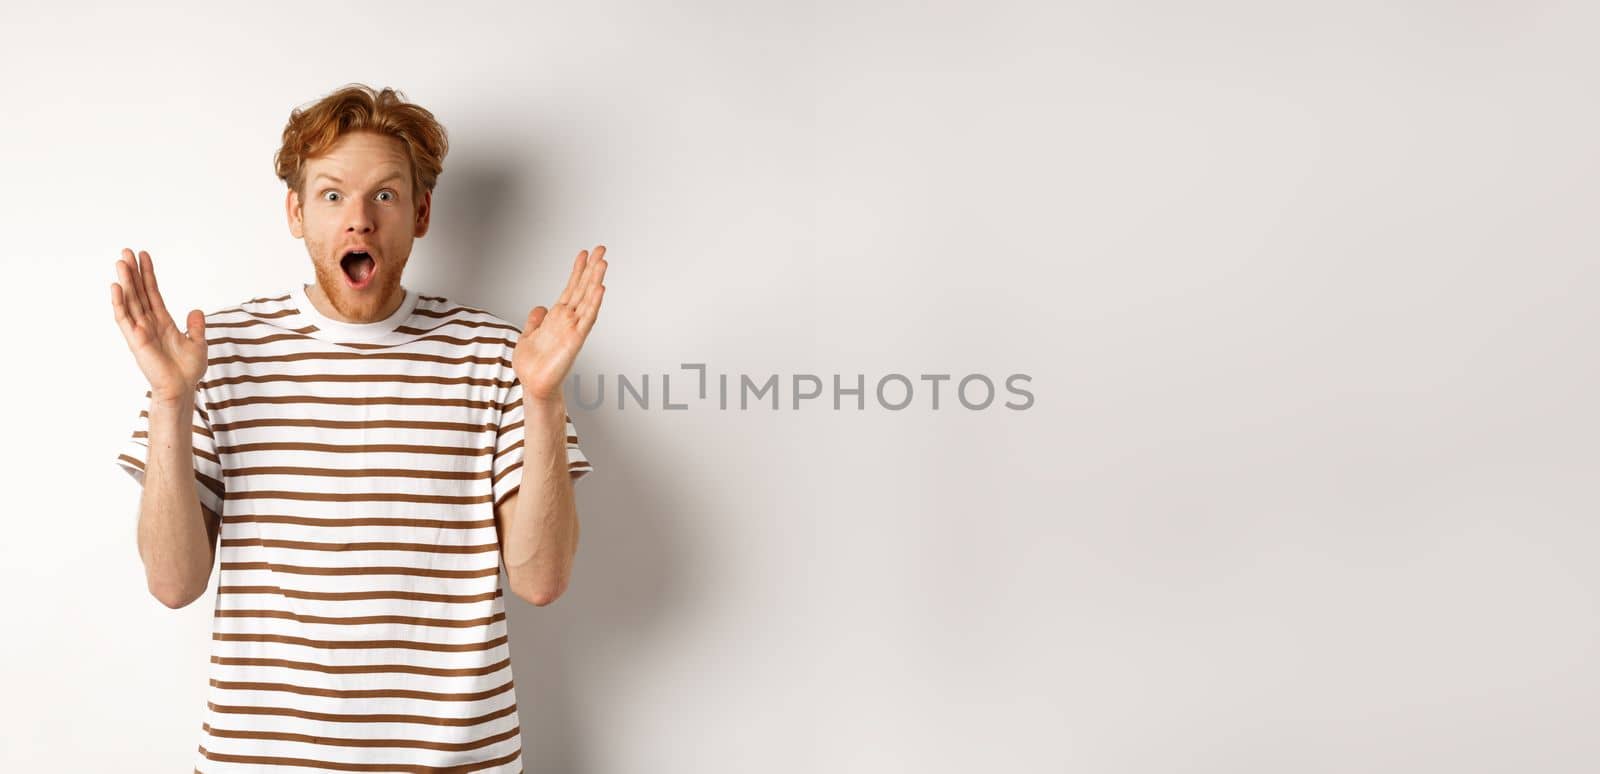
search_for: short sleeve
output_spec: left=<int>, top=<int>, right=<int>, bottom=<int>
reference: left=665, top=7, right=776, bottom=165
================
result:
left=492, top=374, right=594, bottom=509
left=113, top=387, right=226, bottom=519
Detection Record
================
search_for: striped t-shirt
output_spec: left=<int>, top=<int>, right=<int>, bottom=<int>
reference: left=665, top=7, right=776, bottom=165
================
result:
left=114, top=282, right=593, bottom=773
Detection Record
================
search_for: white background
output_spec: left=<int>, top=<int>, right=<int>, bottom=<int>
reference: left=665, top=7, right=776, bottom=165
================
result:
left=3, top=1, right=1598, bottom=772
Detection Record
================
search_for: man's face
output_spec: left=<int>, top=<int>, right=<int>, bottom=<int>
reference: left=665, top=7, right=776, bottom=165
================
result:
left=287, top=130, right=431, bottom=322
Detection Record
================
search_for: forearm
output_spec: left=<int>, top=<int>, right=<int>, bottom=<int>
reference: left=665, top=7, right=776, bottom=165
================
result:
left=137, top=395, right=213, bottom=608
left=503, top=396, right=580, bottom=604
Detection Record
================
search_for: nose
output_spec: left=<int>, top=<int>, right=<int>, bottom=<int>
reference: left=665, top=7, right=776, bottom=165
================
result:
left=342, top=197, right=376, bottom=234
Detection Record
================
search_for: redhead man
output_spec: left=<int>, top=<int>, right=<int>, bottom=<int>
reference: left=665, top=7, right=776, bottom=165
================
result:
left=110, top=83, right=607, bottom=773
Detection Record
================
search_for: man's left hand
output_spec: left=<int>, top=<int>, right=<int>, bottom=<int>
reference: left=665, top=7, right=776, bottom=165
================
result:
left=514, top=245, right=608, bottom=403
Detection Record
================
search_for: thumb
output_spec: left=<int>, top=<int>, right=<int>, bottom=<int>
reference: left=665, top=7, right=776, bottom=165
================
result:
left=186, top=309, right=205, bottom=346
left=526, top=306, right=549, bottom=331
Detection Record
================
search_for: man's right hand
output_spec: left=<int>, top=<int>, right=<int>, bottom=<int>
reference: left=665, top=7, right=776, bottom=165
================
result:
left=111, top=248, right=209, bottom=403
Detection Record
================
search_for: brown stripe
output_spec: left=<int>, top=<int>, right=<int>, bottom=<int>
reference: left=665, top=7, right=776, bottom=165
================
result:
left=206, top=318, right=315, bottom=334
left=210, top=654, right=511, bottom=677
left=496, top=421, right=578, bottom=444
left=209, top=350, right=510, bottom=368
left=413, top=303, right=514, bottom=321
left=127, top=433, right=224, bottom=469
left=496, top=421, right=579, bottom=445
left=495, top=486, right=517, bottom=510
left=209, top=676, right=513, bottom=702
left=124, top=434, right=224, bottom=466
left=216, top=441, right=491, bottom=457
left=396, top=317, right=518, bottom=335
left=219, top=584, right=501, bottom=604
left=214, top=417, right=497, bottom=433
left=242, top=306, right=297, bottom=318
left=492, top=439, right=522, bottom=464
left=202, top=721, right=519, bottom=752
left=210, top=332, right=511, bottom=348
left=198, top=744, right=520, bottom=772
left=499, top=400, right=575, bottom=422
left=214, top=632, right=507, bottom=653
left=223, top=514, right=497, bottom=530
left=207, top=698, right=517, bottom=726
left=415, top=302, right=494, bottom=317
left=116, top=454, right=225, bottom=500
left=209, top=331, right=318, bottom=345
left=215, top=609, right=507, bottom=629
left=491, top=459, right=591, bottom=487
left=137, top=391, right=211, bottom=422
left=199, top=473, right=225, bottom=500
left=223, top=298, right=514, bottom=328
left=226, top=489, right=493, bottom=505
left=219, top=536, right=499, bottom=554
left=246, top=293, right=294, bottom=304
left=219, top=561, right=499, bottom=579
left=492, top=463, right=591, bottom=506
left=235, top=308, right=299, bottom=320
left=131, top=420, right=214, bottom=439
left=211, top=394, right=503, bottom=411
left=224, top=466, right=490, bottom=482
left=492, top=460, right=522, bottom=486
left=200, top=372, right=513, bottom=390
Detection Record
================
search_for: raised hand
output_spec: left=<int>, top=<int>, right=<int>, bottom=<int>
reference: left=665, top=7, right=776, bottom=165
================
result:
left=111, top=248, right=209, bottom=403
left=514, top=245, right=608, bottom=404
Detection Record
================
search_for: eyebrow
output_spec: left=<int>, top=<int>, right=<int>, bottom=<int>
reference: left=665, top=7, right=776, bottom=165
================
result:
left=311, top=171, right=407, bottom=187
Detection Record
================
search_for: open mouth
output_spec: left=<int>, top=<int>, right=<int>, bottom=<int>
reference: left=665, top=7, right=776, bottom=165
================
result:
left=340, top=250, right=377, bottom=288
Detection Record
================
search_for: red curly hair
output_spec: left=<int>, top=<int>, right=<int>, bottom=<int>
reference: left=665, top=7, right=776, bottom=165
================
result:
left=274, top=84, right=449, bottom=211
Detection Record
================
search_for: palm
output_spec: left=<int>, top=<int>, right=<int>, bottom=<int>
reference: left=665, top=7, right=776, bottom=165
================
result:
left=111, top=248, right=209, bottom=401
left=514, top=245, right=608, bottom=403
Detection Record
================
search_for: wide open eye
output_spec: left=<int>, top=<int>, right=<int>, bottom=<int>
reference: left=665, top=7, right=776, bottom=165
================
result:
left=376, top=190, right=395, bottom=202
left=322, top=190, right=340, bottom=202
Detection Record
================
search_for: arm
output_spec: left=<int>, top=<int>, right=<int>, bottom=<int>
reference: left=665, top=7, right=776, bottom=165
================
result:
left=496, top=241, right=601, bottom=604
left=495, top=397, right=581, bottom=606
left=136, top=394, right=220, bottom=608
left=499, top=243, right=607, bottom=605
left=110, top=247, right=217, bottom=609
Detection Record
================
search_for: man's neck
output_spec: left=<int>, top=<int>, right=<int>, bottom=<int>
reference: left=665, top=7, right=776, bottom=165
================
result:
left=304, top=281, right=405, bottom=323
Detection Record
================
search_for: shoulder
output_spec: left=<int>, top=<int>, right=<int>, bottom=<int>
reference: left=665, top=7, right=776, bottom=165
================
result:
left=212, top=289, right=293, bottom=317
left=413, top=293, right=524, bottom=346
left=201, top=290, right=296, bottom=338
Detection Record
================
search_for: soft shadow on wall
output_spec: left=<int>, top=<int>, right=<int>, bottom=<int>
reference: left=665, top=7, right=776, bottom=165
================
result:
left=439, top=148, right=689, bottom=773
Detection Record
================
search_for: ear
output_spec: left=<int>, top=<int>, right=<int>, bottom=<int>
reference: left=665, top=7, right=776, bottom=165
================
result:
left=286, top=188, right=305, bottom=238
left=414, top=188, right=432, bottom=238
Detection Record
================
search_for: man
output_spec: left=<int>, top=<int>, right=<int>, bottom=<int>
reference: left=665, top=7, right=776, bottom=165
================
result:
left=109, top=83, right=608, bottom=773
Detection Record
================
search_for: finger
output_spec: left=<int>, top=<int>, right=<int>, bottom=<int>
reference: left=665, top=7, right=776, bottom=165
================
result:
left=572, top=251, right=607, bottom=318
left=575, top=245, right=605, bottom=296
left=544, top=301, right=569, bottom=329
left=576, top=284, right=605, bottom=337
left=554, top=249, right=589, bottom=308
left=186, top=309, right=206, bottom=347
left=126, top=249, right=154, bottom=322
left=111, top=282, right=137, bottom=339
left=116, top=250, right=140, bottom=325
left=117, top=250, right=149, bottom=330
left=559, top=245, right=604, bottom=308
left=525, top=305, right=549, bottom=332
left=573, top=274, right=604, bottom=324
left=140, top=250, right=175, bottom=330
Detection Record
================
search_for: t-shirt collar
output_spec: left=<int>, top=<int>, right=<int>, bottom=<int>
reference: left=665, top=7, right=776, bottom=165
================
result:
left=289, top=281, right=419, bottom=343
